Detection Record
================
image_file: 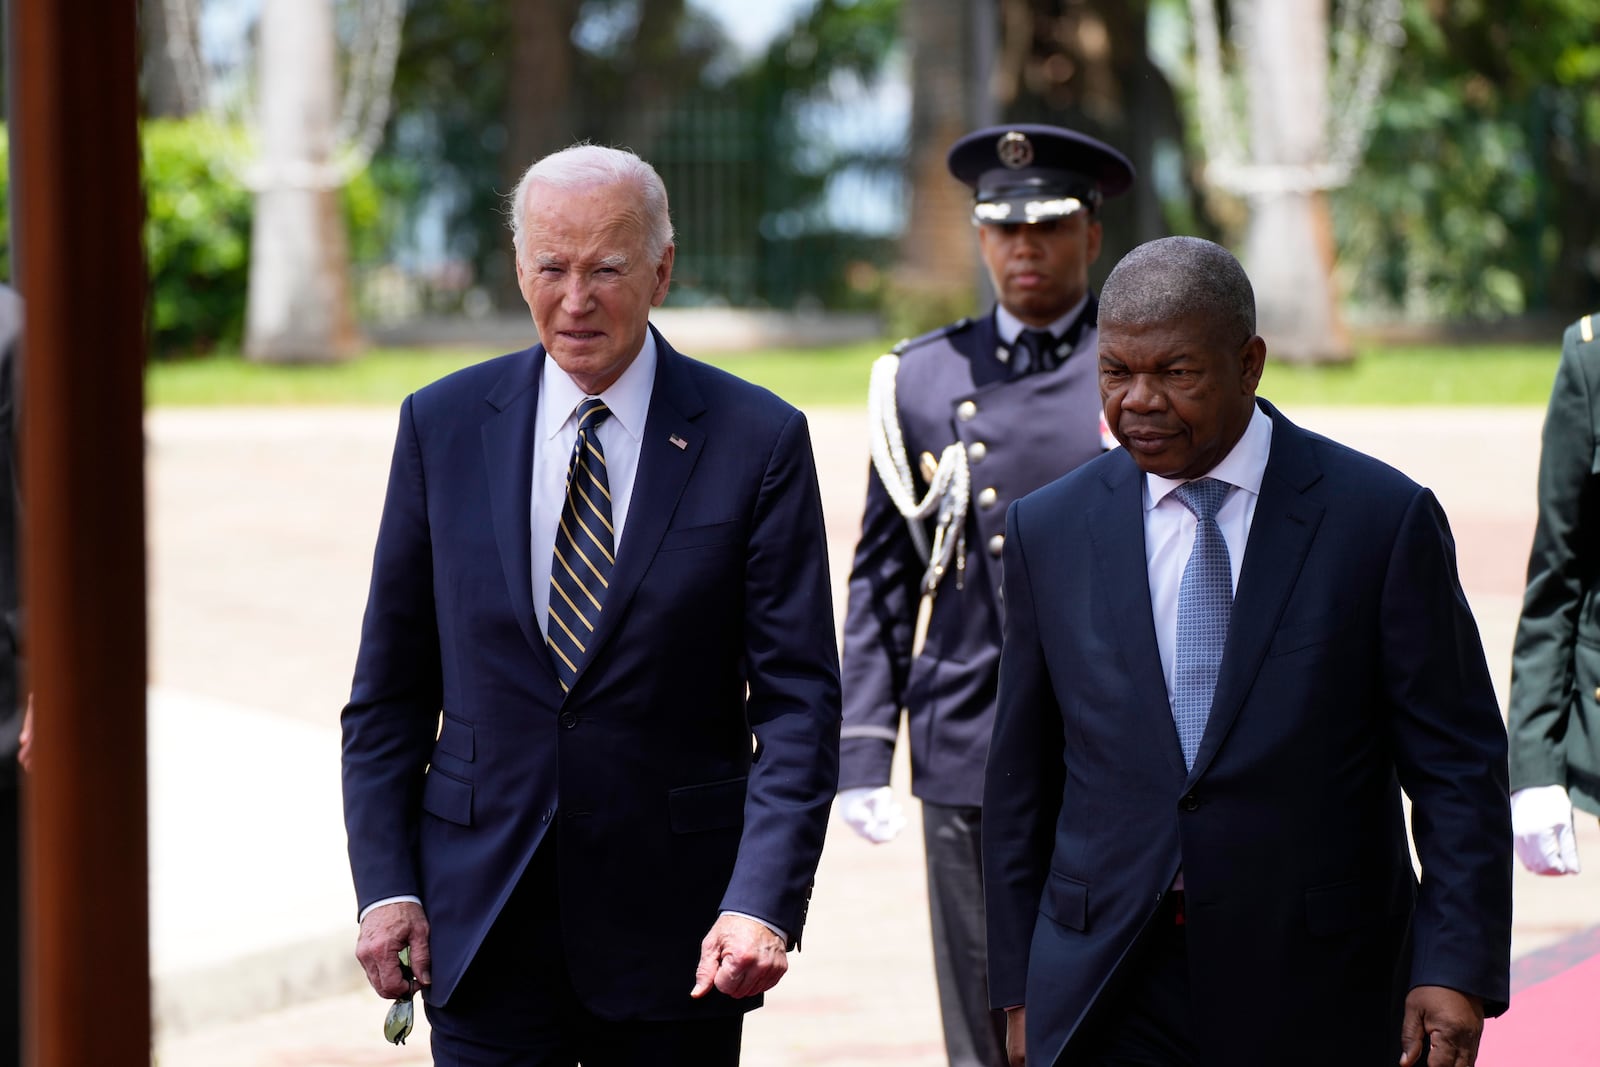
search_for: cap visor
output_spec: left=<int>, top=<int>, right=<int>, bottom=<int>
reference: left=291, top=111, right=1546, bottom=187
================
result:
left=973, top=195, right=1087, bottom=224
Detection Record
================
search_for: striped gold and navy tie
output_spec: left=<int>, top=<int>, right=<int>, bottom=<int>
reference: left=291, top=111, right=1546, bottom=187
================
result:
left=547, top=397, right=615, bottom=692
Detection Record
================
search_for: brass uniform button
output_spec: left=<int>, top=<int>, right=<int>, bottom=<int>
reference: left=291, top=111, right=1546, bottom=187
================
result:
left=978, top=487, right=998, bottom=509
left=988, top=534, right=1005, bottom=557
left=957, top=400, right=978, bottom=421
left=968, top=441, right=987, bottom=463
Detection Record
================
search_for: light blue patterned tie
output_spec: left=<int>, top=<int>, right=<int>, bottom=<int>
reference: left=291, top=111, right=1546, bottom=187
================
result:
left=1171, top=478, right=1232, bottom=770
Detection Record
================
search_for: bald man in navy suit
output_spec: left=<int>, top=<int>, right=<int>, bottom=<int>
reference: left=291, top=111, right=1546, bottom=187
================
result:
left=983, top=237, right=1510, bottom=1067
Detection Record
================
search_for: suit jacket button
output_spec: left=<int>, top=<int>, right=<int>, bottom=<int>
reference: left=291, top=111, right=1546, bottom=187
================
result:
left=988, top=533, right=1005, bottom=557
left=560, top=711, right=578, bottom=729
left=1593, top=685, right=1600, bottom=701
left=957, top=400, right=978, bottom=421
left=978, top=487, right=998, bottom=509
left=1180, top=793, right=1200, bottom=812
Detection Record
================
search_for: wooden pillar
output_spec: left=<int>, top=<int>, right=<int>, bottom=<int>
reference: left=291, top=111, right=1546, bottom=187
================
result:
left=9, top=1, right=150, bottom=1063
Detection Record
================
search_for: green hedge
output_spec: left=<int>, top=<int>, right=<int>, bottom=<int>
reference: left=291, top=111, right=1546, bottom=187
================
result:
left=0, top=119, right=385, bottom=358
left=140, top=120, right=256, bottom=354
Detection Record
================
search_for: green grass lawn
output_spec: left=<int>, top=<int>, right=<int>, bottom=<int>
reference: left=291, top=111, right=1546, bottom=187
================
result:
left=147, top=338, right=1562, bottom=409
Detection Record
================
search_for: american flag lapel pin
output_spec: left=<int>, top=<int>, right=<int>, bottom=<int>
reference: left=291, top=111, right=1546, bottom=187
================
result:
left=668, top=433, right=688, bottom=450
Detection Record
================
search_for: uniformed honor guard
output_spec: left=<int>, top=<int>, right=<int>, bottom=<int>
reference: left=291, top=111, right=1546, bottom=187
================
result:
left=1509, top=311, right=1600, bottom=876
left=836, top=125, right=1135, bottom=1067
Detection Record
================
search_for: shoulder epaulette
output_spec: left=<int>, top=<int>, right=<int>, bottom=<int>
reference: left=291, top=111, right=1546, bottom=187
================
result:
left=890, top=316, right=974, bottom=355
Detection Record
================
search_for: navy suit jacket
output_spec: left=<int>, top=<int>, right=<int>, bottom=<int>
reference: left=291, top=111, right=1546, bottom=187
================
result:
left=983, top=401, right=1511, bottom=1065
left=341, top=328, right=841, bottom=1019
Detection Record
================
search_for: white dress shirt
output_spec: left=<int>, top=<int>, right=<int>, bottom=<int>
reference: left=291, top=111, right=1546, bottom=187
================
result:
left=1144, top=405, right=1271, bottom=891
left=1142, top=404, right=1273, bottom=706
left=994, top=294, right=1089, bottom=350
left=532, top=330, right=785, bottom=942
left=531, top=333, right=657, bottom=634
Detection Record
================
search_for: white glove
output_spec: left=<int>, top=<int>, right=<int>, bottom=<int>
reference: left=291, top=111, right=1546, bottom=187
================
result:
left=837, top=786, right=907, bottom=844
left=1511, top=784, right=1582, bottom=875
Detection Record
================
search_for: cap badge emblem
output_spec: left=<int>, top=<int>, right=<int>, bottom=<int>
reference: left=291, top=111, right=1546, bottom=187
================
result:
left=997, top=131, right=1034, bottom=170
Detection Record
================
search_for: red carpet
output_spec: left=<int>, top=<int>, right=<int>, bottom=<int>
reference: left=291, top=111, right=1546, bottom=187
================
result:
left=1479, top=926, right=1600, bottom=1063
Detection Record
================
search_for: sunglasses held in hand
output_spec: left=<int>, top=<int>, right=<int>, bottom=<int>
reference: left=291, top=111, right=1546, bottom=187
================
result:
left=384, top=946, right=416, bottom=1045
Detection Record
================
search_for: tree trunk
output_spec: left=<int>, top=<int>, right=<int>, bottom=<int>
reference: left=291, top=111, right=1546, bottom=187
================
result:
left=244, top=0, right=359, bottom=363
left=614, top=0, right=688, bottom=154
left=997, top=1, right=1195, bottom=283
left=892, top=0, right=995, bottom=336
left=495, top=0, right=580, bottom=308
left=140, top=0, right=200, bottom=118
left=1237, top=0, right=1351, bottom=363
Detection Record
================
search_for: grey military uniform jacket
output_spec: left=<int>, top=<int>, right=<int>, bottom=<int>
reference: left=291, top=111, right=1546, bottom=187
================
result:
left=1510, top=312, right=1600, bottom=815
left=839, top=302, right=1107, bottom=806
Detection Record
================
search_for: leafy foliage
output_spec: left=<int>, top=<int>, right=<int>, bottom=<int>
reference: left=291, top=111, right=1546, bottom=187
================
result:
left=378, top=0, right=903, bottom=312
left=382, top=0, right=729, bottom=306
left=661, top=0, right=903, bottom=310
left=379, top=0, right=517, bottom=305
left=0, top=119, right=389, bottom=357
left=1334, top=0, right=1600, bottom=319
left=140, top=120, right=256, bottom=353
left=0, top=119, right=256, bottom=351
left=138, top=120, right=389, bottom=357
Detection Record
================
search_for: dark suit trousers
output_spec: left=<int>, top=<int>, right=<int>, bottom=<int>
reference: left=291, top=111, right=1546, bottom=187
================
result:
left=922, top=802, right=1007, bottom=1067
left=424, top=835, right=742, bottom=1067
left=1060, top=893, right=1199, bottom=1067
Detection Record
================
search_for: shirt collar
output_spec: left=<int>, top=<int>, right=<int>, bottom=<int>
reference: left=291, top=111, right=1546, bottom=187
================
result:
left=1144, top=402, right=1274, bottom=512
left=995, top=294, right=1089, bottom=346
left=540, top=328, right=658, bottom=442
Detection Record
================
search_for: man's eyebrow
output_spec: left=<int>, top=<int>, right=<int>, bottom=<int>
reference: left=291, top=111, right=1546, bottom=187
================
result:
left=598, top=253, right=629, bottom=269
left=534, top=252, right=562, bottom=267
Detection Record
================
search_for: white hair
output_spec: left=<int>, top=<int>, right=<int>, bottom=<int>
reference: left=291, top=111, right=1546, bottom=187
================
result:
left=508, top=144, right=675, bottom=263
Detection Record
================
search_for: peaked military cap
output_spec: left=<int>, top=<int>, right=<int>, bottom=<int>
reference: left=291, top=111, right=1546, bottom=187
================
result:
left=947, top=123, right=1134, bottom=225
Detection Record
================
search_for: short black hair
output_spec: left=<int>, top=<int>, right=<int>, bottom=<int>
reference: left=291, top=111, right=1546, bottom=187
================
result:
left=1100, top=236, right=1255, bottom=344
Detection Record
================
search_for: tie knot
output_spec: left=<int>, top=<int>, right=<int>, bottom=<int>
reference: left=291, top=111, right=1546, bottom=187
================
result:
left=1173, top=477, right=1228, bottom=522
left=1020, top=329, right=1054, bottom=360
left=576, top=397, right=611, bottom=432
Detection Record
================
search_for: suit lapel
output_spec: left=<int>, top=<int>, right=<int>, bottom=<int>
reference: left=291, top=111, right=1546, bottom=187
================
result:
left=572, top=328, right=707, bottom=689
left=481, top=349, right=559, bottom=674
left=1189, top=402, right=1325, bottom=781
left=1087, top=455, right=1189, bottom=778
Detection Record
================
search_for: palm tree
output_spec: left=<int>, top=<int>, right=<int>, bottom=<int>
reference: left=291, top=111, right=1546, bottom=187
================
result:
left=1234, top=0, right=1350, bottom=363
left=892, top=0, right=995, bottom=335
left=244, top=0, right=359, bottom=363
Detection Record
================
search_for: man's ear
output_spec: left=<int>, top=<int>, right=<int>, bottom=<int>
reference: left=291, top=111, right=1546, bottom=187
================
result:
left=1085, top=218, right=1104, bottom=266
left=651, top=245, right=676, bottom=307
left=1240, top=334, right=1267, bottom=392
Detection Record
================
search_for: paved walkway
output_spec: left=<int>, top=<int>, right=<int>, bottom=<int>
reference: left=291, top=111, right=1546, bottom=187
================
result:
left=142, top=399, right=1600, bottom=1065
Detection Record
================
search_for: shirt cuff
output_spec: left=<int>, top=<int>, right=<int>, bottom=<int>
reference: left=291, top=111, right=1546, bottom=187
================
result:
left=359, top=894, right=422, bottom=923
left=721, top=910, right=787, bottom=944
